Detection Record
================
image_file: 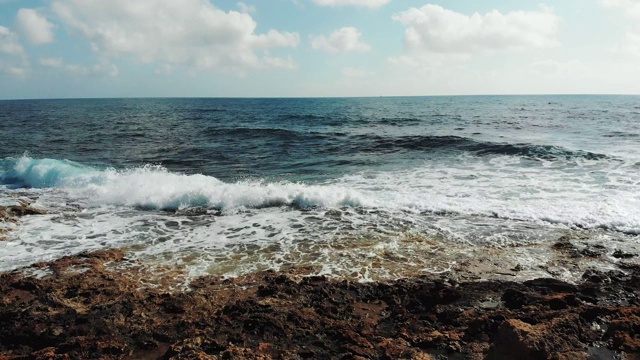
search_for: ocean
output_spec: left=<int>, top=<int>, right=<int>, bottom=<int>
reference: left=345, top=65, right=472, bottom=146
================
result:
left=1, top=96, right=639, bottom=283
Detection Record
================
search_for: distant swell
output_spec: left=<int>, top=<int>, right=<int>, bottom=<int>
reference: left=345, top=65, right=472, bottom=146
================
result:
left=466, top=142, right=609, bottom=161
left=356, top=135, right=610, bottom=161
left=200, top=127, right=331, bottom=142
left=278, top=114, right=328, bottom=121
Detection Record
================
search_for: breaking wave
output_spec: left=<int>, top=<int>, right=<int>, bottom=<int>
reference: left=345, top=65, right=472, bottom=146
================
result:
left=0, top=156, right=370, bottom=211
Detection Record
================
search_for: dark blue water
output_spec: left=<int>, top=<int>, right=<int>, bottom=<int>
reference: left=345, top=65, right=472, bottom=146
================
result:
left=2, top=96, right=637, bottom=182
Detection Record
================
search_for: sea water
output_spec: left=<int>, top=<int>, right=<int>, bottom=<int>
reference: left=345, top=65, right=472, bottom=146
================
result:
left=1, top=96, right=639, bottom=281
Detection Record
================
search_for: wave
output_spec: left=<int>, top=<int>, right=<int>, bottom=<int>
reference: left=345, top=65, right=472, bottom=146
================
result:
left=356, top=135, right=611, bottom=161
left=200, top=127, right=331, bottom=142
left=278, top=114, right=328, bottom=121
left=0, top=156, right=369, bottom=211
left=372, top=117, right=422, bottom=127
left=2, top=155, right=639, bottom=236
left=192, top=108, right=227, bottom=113
left=603, top=132, right=640, bottom=138
left=0, top=156, right=101, bottom=188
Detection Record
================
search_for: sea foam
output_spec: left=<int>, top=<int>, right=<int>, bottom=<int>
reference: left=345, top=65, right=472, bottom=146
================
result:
left=3, top=155, right=640, bottom=234
left=1, top=156, right=370, bottom=211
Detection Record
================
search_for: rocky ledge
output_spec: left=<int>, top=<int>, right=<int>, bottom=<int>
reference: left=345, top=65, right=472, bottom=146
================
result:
left=0, top=249, right=639, bottom=360
left=0, top=202, right=48, bottom=241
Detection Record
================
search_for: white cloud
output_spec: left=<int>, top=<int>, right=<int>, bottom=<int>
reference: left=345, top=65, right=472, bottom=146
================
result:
left=599, top=0, right=640, bottom=18
left=313, top=0, right=390, bottom=8
left=0, top=25, right=24, bottom=55
left=50, top=0, right=299, bottom=74
left=311, top=27, right=371, bottom=54
left=600, top=0, right=640, bottom=57
left=237, top=2, right=256, bottom=13
left=40, top=56, right=118, bottom=77
left=263, top=54, right=297, bottom=69
left=0, top=25, right=28, bottom=75
left=393, top=4, right=560, bottom=54
left=16, top=8, right=55, bottom=45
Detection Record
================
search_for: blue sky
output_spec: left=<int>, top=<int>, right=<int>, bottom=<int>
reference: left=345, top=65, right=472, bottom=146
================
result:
left=0, top=0, right=639, bottom=99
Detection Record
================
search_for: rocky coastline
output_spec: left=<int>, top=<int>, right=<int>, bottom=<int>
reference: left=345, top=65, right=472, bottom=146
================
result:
left=1, top=205, right=640, bottom=359
left=0, top=244, right=638, bottom=360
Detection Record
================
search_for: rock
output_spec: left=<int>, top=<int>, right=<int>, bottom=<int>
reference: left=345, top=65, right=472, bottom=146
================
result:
left=580, top=245, right=606, bottom=258
left=552, top=237, right=576, bottom=251
left=0, top=208, right=18, bottom=223
left=523, top=278, right=578, bottom=293
left=489, top=318, right=587, bottom=359
left=604, top=313, right=640, bottom=352
left=613, top=250, right=636, bottom=259
left=8, top=205, right=48, bottom=216
left=2, top=249, right=640, bottom=359
left=552, top=238, right=582, bottom=258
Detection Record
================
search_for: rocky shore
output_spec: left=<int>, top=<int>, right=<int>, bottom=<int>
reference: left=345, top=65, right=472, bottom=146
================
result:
left=0, top=244, right=639, bottom=360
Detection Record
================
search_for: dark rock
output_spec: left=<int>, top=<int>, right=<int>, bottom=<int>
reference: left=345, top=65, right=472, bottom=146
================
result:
left=489, top=318, right=587, bottom=359
left=523, top=278, right=578, bottom=293
left=613, top=250, right=636, bottom=259
left=1, top=249, right=640, bottom=359
left=581, top=245, right=606, bottom=258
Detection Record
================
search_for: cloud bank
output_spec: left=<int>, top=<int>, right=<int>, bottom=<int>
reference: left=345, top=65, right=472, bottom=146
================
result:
left=600, top=0, right=640, bottom=57
left=50, top=0, right=300, bottom=74
left=311, top=27, right=370, bottom=54
left=16, top=8, right=55, bottom=45
left=393, top=4, right=560, bottom=54
left=0, top=25, right=28, bottom=75
left=313, top=0, right=390, bottom=8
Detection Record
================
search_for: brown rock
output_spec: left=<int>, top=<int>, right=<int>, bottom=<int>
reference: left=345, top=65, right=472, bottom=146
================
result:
left=605, top=313, right=640, bottom=352
left=490, top=318, right=587, bottom=360
left=8, top=205, right=48, bottom=216
left=2, top=249, right=640, bottom=359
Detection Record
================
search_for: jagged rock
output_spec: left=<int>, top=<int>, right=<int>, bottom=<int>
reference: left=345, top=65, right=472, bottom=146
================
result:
left=490, top=318, right=587, bottom=359
left=0, top=249, right=639, bottom=359
left=613, top=250, right=636, bottom=259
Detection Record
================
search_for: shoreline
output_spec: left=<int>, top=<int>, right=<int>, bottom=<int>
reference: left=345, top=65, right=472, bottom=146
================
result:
left=1, top=248, right=639, bottom=359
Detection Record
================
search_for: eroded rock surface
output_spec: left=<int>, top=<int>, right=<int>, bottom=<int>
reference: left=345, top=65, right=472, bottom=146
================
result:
left=0, top=250, right=639, bottom=359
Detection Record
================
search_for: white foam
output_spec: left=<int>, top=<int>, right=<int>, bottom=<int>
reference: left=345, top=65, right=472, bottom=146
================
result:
left=2, top=156, right=372, bottom=211
left=2, top=155, right=640, bottom=282
left=80, top=167, right=370, bottom=211
left=337, top=155, right=640, bottom=234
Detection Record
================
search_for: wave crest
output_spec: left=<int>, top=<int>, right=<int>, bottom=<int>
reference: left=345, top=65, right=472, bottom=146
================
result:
left=0, top=156, right=369, bottom=211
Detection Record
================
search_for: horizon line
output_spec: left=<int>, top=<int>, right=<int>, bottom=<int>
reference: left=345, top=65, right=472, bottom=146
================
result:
left=1, top=93, right=639, bottom=101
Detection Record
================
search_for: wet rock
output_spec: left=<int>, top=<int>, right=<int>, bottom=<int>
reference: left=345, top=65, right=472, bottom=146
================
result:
left=580, top=245, right=606, bottom=258
left=9, top=205, right=48, bottom=216
left=552, top=237, right=576, bottom=251
left=523, top=278, right=578, bottom=293
left=1, top=205, right=48, bottom=217
left=613, top=250, right=636, bottom=259
left=0, top=204, right=48, bottom=241
left=552, top=237, right=582, bottom=258
left=582, top=269, right=612, bottom=284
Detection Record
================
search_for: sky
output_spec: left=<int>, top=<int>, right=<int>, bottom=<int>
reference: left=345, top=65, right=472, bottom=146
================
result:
left=0, top=0, right=639, bottom=99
